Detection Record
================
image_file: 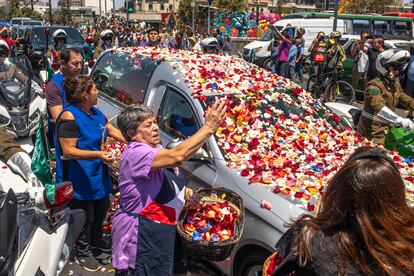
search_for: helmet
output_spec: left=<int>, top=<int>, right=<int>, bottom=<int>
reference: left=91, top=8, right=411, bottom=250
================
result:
left=201, top=37, right=219, bottom=53
left=52, top=29, right=67, bottom=40
left=100, top=29, right=114, bottom=41
left=376, top=49, right=410, bottom=77
left=0, top=40, right=9, bottom=57
left=329, top=31, right=341, bottom=39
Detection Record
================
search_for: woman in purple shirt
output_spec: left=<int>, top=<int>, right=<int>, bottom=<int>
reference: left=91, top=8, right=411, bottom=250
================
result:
left=112, top=100, right=226, bottom=275
left=274, top=28, right=292, bottom=78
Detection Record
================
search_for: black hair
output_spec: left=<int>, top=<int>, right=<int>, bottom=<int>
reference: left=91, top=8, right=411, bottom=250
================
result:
left=60, top=48, right=82, bottom=63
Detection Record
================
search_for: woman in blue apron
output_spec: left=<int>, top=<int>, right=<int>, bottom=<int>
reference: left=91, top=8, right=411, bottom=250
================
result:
left=112, top=101, right=226, bottom=275
left=54, top=75, right=125, bottom=272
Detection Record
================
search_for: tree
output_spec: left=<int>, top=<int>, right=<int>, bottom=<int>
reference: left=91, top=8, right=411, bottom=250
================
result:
left=178, top=0, right=199, bottom=24
left=341, top=0, right=393, bottom=14
left=214, top=0, right=248, bottom=12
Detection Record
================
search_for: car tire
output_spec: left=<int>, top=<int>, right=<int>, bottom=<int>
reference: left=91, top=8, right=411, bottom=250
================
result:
left=236, top=250, right=271, bottom=276
left=263, top=58, right=271, bottom=71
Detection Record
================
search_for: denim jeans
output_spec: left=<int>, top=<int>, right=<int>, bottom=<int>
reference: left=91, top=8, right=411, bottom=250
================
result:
left=288, top=65, right=296, bottom=82
left=275, top=61, right=288, bottom=77
left=295, top=60, right=304, bottom=82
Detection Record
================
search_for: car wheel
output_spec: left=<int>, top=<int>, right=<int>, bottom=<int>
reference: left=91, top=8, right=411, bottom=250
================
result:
left=237, top=250, right=270, bottom=276
left=263, top=58, right=271, bottom=71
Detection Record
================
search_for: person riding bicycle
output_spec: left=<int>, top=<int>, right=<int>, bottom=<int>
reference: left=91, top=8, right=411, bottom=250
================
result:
left=93, top=29, right=114, bottom=60
left=321, top=31, right=346, bottom=101
left=46, top=29, right=68, bottom=65
left=357, top=49, right=414, bottom=145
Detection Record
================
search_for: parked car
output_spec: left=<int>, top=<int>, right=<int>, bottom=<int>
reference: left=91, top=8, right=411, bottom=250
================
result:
left=340, top=36, right=414, bottom=96
left=242, top=18, right=349, bottom=70
left=91, top=48, right=414, bottom=275
left=22, top=26, right=88, bottom=74
left=9, top=17, right=31, bottom=26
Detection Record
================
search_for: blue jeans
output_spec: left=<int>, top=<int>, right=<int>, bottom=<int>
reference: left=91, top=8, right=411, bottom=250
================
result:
left=289, top=65, right=296, bottom=82
left=275, top=61, right=288, bottom=77
left=295, top=60, right=304, bottom=81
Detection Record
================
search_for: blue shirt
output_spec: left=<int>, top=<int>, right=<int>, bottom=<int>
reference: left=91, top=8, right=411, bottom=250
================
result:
left=55, top=105, right=112, bottom=200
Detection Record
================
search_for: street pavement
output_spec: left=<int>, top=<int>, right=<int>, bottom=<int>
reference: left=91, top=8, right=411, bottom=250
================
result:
left=61, top=250, right=226, bottom=276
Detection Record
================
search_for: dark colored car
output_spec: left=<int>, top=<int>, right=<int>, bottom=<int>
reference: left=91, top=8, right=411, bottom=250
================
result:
left=23, top=26, right=88, bottom=73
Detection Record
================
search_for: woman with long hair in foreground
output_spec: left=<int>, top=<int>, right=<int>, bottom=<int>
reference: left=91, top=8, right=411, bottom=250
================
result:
left=272, top=146, right=414, bottom=275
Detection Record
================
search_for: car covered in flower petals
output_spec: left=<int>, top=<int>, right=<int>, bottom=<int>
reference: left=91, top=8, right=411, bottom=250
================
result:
left=91, top=47, right=414, bottom=276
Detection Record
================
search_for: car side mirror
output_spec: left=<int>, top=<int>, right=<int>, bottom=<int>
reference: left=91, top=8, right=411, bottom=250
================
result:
left=166, top=140, right=209, bottom=161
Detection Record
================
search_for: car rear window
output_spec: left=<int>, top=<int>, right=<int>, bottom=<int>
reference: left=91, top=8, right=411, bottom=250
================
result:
left=31, top=27, right=84, bottom=45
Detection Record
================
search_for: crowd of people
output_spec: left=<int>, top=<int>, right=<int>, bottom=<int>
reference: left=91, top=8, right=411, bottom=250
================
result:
left=0, top=15, right=413, bottom=275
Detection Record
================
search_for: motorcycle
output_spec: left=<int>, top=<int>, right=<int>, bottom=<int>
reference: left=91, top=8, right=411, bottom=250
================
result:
left=0, top=54, right=46, bottom=153
left=0, top=158, right=74, bottom=276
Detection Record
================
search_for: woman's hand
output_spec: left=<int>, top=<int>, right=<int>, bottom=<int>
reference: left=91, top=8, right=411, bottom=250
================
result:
left=100, top=151, right=114, bottom=163
left=204, top=99, right=227, bottom=132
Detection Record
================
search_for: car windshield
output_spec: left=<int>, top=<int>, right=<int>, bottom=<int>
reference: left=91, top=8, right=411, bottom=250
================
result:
left=259, top=28, right=276, bottom=41
left=31, top=27, right=84, bottom=45
left=23, top=21, right=42, bottom=26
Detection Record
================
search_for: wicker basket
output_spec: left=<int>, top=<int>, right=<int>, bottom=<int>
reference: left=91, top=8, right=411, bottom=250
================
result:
left=177, top=187, right=245, bottom=262
left=101, top=116, right=126, bottom=179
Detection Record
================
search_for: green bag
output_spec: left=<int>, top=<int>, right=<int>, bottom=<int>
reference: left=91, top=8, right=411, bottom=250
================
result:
left=384, top=127, right=414, bottom=157
left=31, top=119, right=56, bottom=204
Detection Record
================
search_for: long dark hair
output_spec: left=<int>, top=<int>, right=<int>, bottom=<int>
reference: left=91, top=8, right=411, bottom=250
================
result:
left=291, top=146, right=414, bottom=274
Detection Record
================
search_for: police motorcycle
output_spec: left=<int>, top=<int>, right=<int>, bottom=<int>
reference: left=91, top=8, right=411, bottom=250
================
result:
left=0, top=42, right=46, bottom=153
left=0, top=41, right=75, bottom=276
left=0, top=167, right=74, bottom=276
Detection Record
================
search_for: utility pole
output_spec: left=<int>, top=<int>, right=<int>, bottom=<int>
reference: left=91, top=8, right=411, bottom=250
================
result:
left=113, top=0, right=115, bottom=16
left=191, top=0, right=195, bottom=35
left=99, top=0, right=102, bottom=17
left=105, top=0, right=107, bottom=17
left=333, top=0, right=339, bottom=31
left=48, top=0, right=53, bottom=24
left=208, top=0, right=211, bottom=35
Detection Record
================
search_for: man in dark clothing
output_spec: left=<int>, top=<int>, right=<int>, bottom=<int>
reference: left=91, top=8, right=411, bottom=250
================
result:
left=363, top=37, right=385, bottom=87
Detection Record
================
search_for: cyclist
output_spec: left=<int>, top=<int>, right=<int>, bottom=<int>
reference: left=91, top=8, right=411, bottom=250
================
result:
left=320, top=31, right=346, bottom=101
left=358, top=49, right=414, bottom=145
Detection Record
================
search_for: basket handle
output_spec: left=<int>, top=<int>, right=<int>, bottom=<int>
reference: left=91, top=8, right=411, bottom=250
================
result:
left=101, top=115, right=118, bottom=146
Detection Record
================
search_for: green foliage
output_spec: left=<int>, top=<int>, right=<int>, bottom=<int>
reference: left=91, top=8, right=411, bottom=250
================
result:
left=4, top=0, right=44, bottom=21
left=213, top=0, right=248, bottom=12
left=178, top=0, right=199, bottom=23
left=344, top=0, right=394, bottom=14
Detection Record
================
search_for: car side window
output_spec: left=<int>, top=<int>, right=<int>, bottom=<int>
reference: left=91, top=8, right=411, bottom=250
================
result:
left=158, top=87, right=199, bottom=140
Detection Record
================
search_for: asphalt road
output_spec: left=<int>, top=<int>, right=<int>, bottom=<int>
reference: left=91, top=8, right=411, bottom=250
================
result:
left=61, top=250, right=226, bottom=276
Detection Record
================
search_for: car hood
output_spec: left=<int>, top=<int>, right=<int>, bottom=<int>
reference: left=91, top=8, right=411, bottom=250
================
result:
left=113, top=47, right=414, bottom=210
left=243, top=40, right=270, bottom=50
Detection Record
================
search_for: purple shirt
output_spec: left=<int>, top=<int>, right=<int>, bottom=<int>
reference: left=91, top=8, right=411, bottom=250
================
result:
left=111, top=142, right=163, bottom=269
left=278, top=38, right=291, bottom=63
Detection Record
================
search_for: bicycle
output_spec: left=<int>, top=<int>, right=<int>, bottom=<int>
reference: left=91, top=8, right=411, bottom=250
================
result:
left=307, top=67, right=355, bottom=105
